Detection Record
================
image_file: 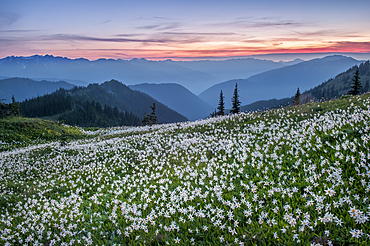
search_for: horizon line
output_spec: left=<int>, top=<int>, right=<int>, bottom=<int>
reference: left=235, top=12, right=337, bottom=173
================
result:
left=2, top=52, right=370, bottom=62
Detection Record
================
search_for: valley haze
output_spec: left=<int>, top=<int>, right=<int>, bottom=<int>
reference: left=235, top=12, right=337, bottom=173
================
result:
left=0, top=53, right=368, bottom=121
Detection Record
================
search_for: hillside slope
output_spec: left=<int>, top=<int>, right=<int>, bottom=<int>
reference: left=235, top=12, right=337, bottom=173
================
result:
left=240, top=60, right=370, bottom=112
left=20, top=80, right=188, bottom=126
left=1, top=94, right=369, bottom=245
left=0, top=77, right=75, bottom=102
left=175, top=58, right=286, bottom=84
left=200, top=55, right=361, bottom=107
left=0, top=116, right=84, bottom=151
left=130, top=83, right=213, bottom=120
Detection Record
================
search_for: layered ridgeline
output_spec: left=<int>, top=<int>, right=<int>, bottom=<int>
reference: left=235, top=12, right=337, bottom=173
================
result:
left=240, top=60, right=370, bottom=112
left=20, top=80, right=188, bottom=127
left=129, top=83, right=213, bottom=121
left=0, top=55, right=288, bottom=94
left=0, top=77, right=75, bottom=103
left=1, top=94, right=370, bottom=245
left=200, top=55, right=362, bottom=108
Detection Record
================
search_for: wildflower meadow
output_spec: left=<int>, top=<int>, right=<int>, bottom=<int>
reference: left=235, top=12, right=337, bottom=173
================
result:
left=1, top=94, right=370, bottom=245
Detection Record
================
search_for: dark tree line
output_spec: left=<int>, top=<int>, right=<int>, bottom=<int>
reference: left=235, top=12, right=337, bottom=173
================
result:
left=60, top=100, right=141, bottom=127
left=20, top=88, right=141, bottom=127
left=0, top=95, right=21, bottom=118
left=21, top=89, right=73, bottom=117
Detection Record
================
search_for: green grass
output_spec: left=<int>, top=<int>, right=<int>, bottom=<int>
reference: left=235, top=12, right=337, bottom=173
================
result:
left=0, top=116, right=85, bottom=151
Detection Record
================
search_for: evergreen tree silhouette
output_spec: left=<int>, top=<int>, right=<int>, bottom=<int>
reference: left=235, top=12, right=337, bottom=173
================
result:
left=293, top=88, right=300, bottom=106
left=150, top=103, right=158, bottom=124
left=142, top=103, right=158, bottom=126
left=230, top=83, right=241, bottom=114
left=10, top=95, right=20, bottom=116
left=348, top=67, right=362, bottom=95
left=217, top=90, right=225, bottom=116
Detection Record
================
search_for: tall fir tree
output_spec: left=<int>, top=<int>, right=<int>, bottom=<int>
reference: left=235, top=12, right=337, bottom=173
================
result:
left=348, top=67, right=362, bottom=95
left=149, top=103, right=158, bottom=125
left=293, top=87, right=300, bottom=106
left=230, top=83, right=241, bottom=114
left=217, top=90, right=225, bottom=116
left=210, top=110, right=217, bottom=118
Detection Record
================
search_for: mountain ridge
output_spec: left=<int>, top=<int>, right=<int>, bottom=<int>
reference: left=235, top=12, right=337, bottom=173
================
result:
left=199, top=55, right=361, bottom=108
left=129, top=83, right=213, bottom=120
left=0, top=77, right=75, bottom=102
left=20, top=79, right=188, bottom=125
left=239, top=60, right=370, bottom=112
left=0, top=54, right=291, bottom=94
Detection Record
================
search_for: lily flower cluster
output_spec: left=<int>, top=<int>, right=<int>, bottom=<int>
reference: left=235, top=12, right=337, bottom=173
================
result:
left=0, top=95, right=370, bottom=245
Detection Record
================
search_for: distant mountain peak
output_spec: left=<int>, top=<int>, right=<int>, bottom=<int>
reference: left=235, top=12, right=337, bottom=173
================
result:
left=278, top=58, right=304, bottom=65
left=1, top=54, right=88, bottom=63
left=130, top=82, right=213, bottom=121
left=310, top=54, right=356, bottom=62
left=130, top=58, right=148, bottom=62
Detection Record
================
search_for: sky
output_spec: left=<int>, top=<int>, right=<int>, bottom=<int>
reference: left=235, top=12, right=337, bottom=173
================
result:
left=1, top=0, right=370, bottom=61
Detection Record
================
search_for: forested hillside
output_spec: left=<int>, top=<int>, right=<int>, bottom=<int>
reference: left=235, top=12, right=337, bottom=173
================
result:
left=240, top=61, right=370, bottom=112
left=20, top=90, right=141, bottom=127
left=0, top=77, right=74, bottom=102
left=20, top=80, right=188, bottom=127
left=200, top=55, right=361, bottom=108
left=304, top=60, right=370, bottom=101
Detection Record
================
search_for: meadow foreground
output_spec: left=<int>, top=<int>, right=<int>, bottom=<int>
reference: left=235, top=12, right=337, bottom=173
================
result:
left=1, top=95, right=370, bottom=245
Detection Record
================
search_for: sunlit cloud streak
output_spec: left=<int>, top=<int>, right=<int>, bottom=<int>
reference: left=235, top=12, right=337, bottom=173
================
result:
left=0, top=0, right=369, bottom=60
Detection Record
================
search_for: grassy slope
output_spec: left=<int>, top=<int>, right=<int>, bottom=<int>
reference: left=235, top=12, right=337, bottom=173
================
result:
left=0, top=117, right=84, bottom=151
left=0, top=93, right=369, bottom=245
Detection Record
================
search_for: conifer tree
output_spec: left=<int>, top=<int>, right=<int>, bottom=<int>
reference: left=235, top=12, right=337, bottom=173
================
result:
left=210, top=110, right=217, bottom=118
left=142, top=103, right=158, bottom=126
left=217, top=90, right=225, bottom=116
left=293, top=87, right=300, bottom=106
left=141, top=112, right=149, bottom=126
left=348, top=67, right=362, bottom=95
left=149, top=103, right=158, bottom=125
left=10, top=95, right=20, bottom=116
left=230, top=83, right=241, bottom=114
